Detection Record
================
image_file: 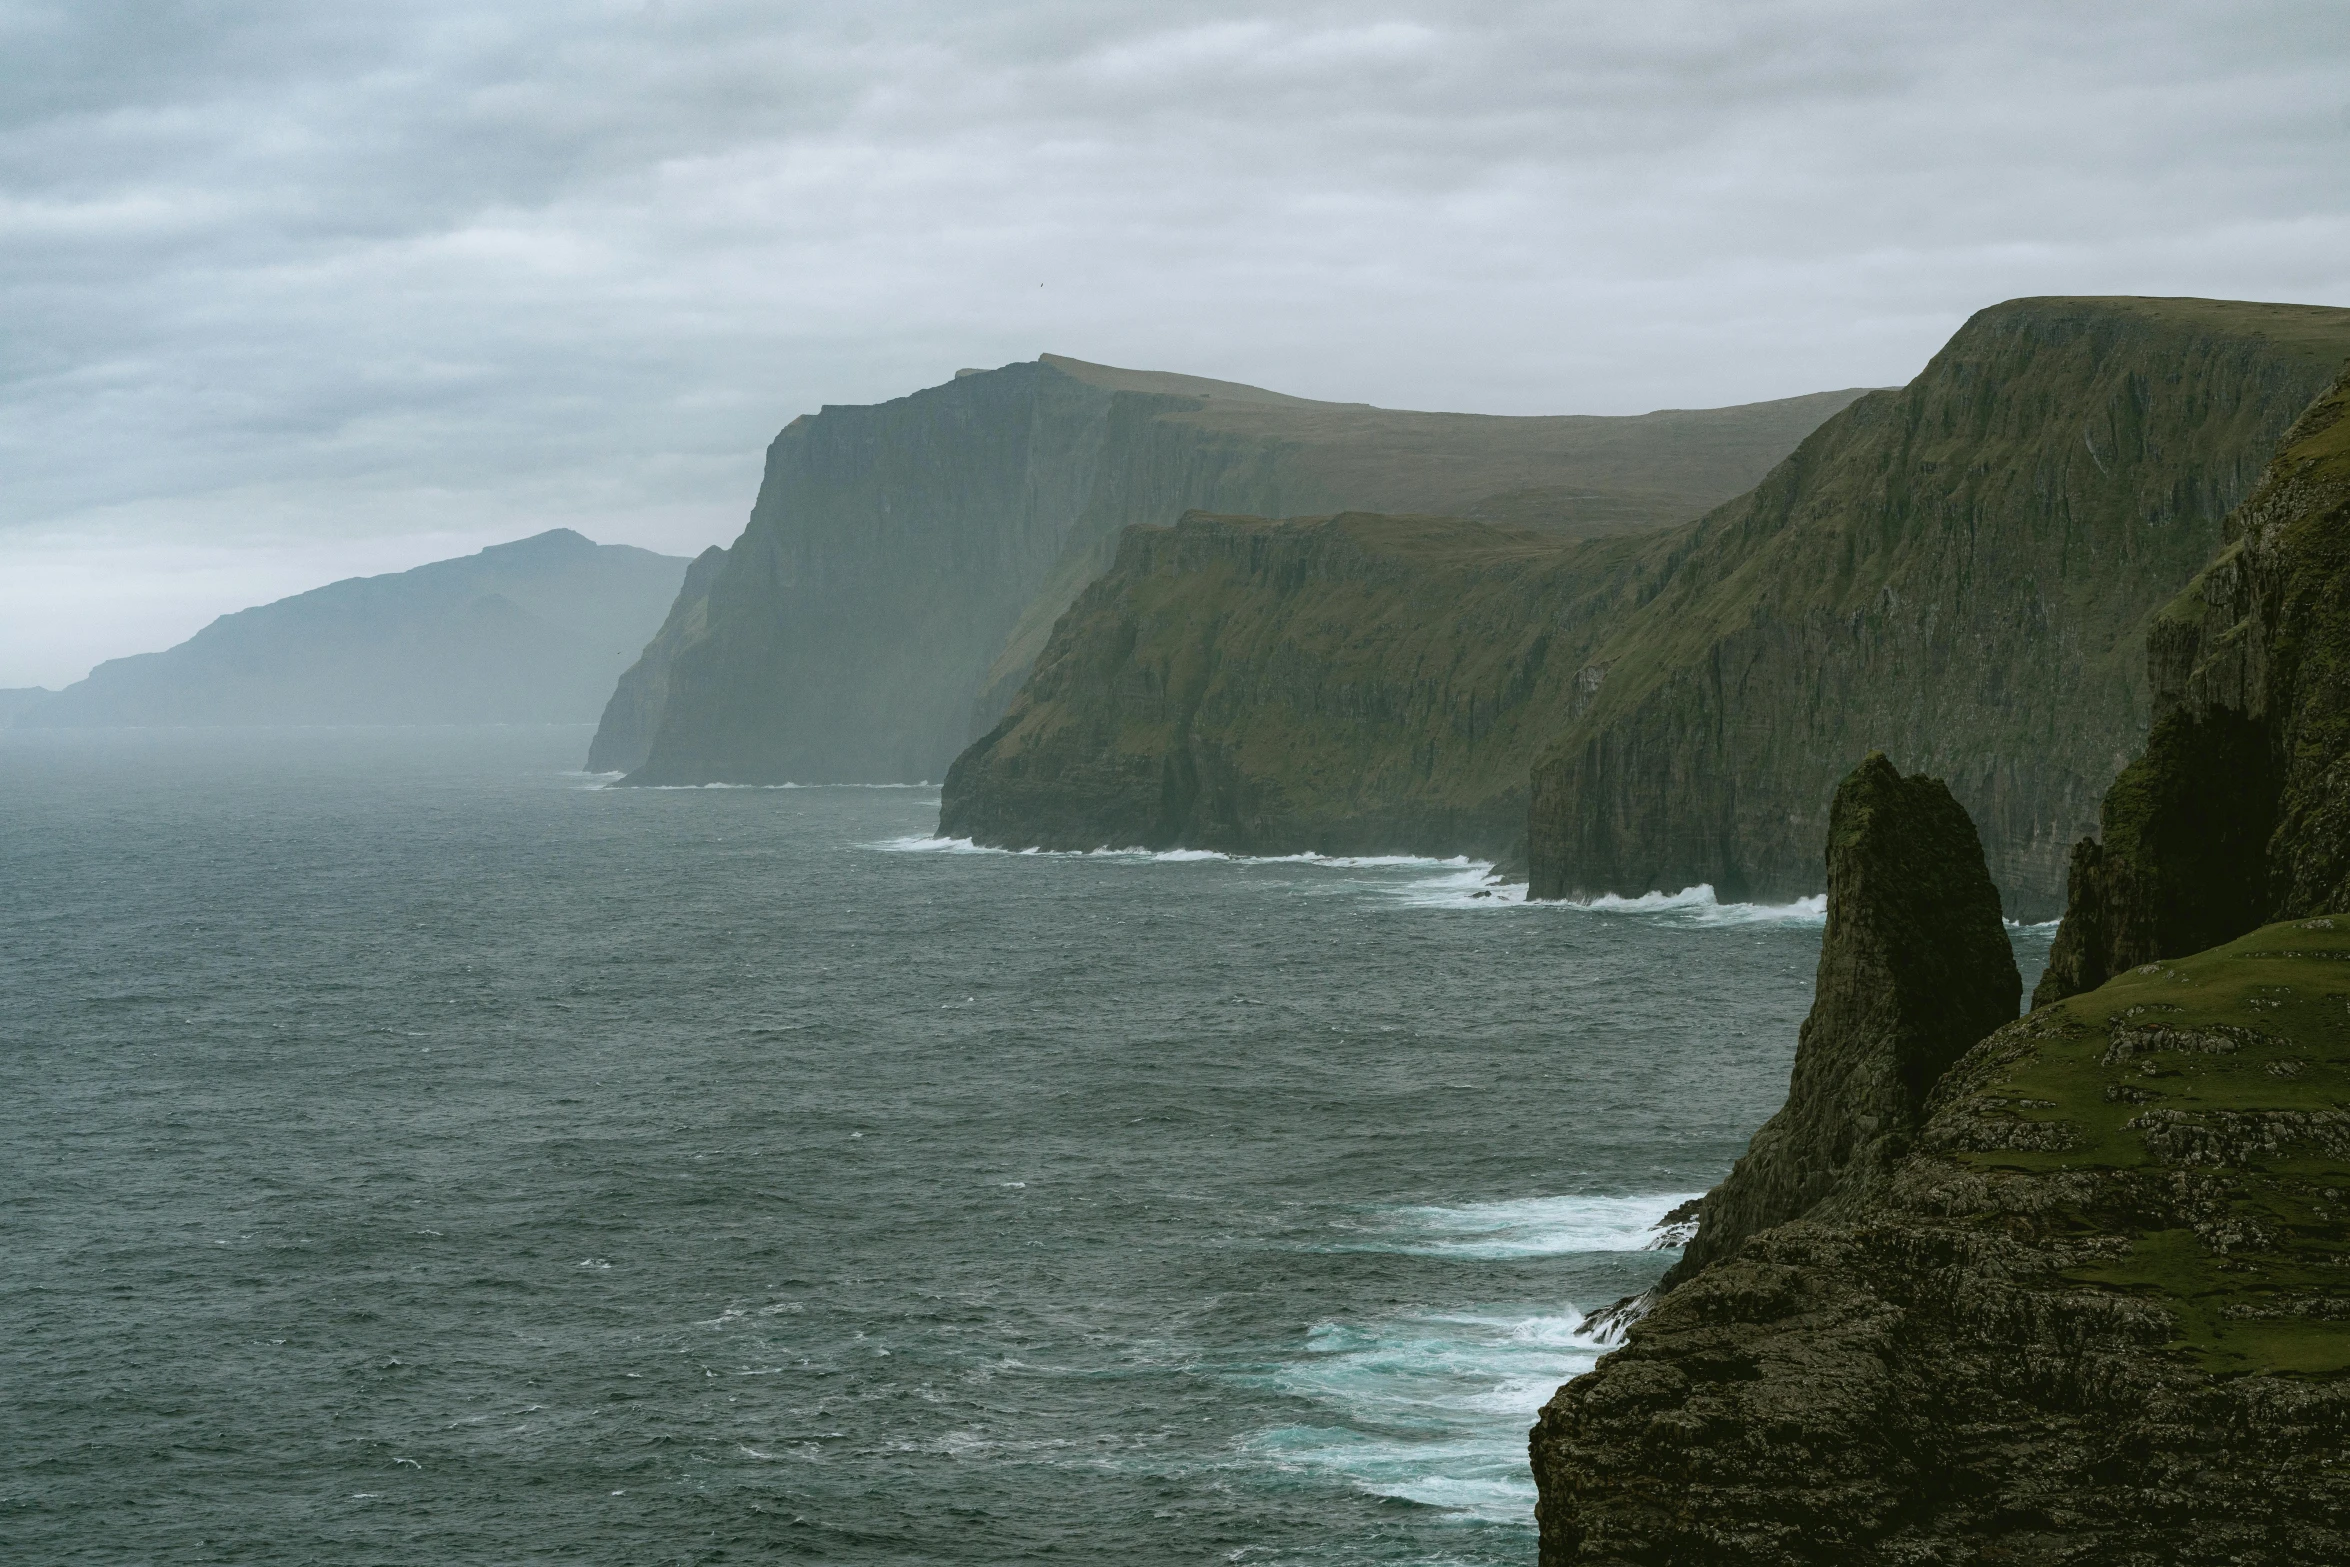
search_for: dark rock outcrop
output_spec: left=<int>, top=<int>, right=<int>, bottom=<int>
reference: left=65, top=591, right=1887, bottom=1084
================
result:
left=1531, top=913, right=2350, bottom=1566
left=21, top=530, right=690, bottom=728
left=1529, top=297, right=2350, bottom=917
left=1657, top=754, right=2018, bottom=1289
left=2037, top=362, right=2350, bottom=1001
left=938, top=511, right=1659, bottom=858
left=605, top=353, right=1865, bottom=785
left=1529, top=370, right=2350, bottom=1563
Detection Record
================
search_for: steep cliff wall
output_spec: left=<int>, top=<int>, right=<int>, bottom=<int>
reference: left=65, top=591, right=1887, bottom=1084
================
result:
left=939, top=511, right=1663, bottom=857
left=1529, top=381, right=2350, bottom=1560
left=2037, top=361, right=2350, bottom=1002
left=1528, top=297, right=2350, bottom=917
left=1656, top=754, right=2018, bottom=1291
left=607, top=353, right=1864, bottom=784
left=1532, top=911, right=2350, bottom=1565
left=585, top=544, right=727, bottom=774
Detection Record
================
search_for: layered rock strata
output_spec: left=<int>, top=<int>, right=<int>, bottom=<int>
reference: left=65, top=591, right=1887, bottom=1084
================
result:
left=1657, top=753, right=2019, bottom=1289
left=2037, top=363, right=2350, bottom=1001
left=603, top=353, right=1863, bottom=784
left=939, top=511, right=1659, bottom=857
left=1529, top=297, right=2350, bottom=917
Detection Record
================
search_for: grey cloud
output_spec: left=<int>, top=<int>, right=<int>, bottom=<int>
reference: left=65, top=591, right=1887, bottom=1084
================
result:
left=1, top=0, right=2346, bottom=685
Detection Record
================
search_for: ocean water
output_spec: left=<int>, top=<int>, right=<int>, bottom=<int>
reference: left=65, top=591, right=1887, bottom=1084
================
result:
left=0, top=726, right=2054, bottom=1565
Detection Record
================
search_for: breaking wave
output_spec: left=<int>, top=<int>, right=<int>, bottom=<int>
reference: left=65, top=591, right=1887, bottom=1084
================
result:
left=1317, top=1191, right=1704, bottom=1259
left=1241, top=1192, right=1692, bottom=1523
left=871, top=835, right=1477, bottom=870
left=1564, top=883, right=1826, bottom=926
left=1241, top=1309, right=1608, bottom=1523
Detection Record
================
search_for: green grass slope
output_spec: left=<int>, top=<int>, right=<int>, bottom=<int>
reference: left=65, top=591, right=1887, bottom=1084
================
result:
left=1944, top=915, right=2350, bottom=1375
left=939, top=511, right=1666, bottom=857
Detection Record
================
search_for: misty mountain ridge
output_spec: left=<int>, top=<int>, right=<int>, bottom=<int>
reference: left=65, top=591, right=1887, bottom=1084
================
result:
left=21, top=529, right=691, bottom=728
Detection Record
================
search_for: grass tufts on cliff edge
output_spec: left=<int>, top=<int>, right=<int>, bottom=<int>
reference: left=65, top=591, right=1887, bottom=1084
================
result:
left=1947, top=915, right=2350, bottom=1375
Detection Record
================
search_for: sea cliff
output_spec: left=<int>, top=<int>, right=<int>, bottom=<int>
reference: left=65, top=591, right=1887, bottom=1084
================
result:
left=1529, top=297, right=2350, bottom=916
left=939, top=511, right=1659, bottom=857
left=602, top=354, right=1862, bottom=785
left=1528, top=363, right=2350, bottom=1566
left=2036, top=362, right=2350, bottom=1000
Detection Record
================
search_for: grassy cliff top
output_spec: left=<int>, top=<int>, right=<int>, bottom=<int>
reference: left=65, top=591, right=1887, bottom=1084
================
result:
left=1942, top=916, right=2350, bottom=1375
left=2006, top=295, right=2350, bottom=365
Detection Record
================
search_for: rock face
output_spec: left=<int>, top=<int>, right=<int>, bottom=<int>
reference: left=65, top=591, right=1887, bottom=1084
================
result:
left=1528, top=297, right=2350, bottom=917
left=1528, top=379, right=2350, bottom=1562
left=585, top=544, right=727, bottom=774
left=0, top=688, right=52, bottom=724
left=2037, top=362, right=2350, bottom=1002
left=1531, top=913, right=2350, bottom=1566
left=938, top=511, right=1661, bottom=857
left=20, top=530, right=690, bottom=728
left=1656, top=754, right=2019, bottom=1290
left=605, top=352, right=1865, bottom=784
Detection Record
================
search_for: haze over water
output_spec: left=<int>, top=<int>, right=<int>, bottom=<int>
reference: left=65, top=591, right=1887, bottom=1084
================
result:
left=1, top=727, right=2053, bottom=1564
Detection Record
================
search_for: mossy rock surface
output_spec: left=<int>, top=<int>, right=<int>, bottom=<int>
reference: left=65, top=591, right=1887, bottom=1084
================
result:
left=1533, top=917, right=2350, bottom=1564
left=1942, top=915, right=2350, bottom=1374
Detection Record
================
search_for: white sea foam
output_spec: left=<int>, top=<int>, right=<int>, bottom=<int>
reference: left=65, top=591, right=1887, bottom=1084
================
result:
left=1564, top=883, right=1827, bottom=926
left=1325, top=1192, right=1705, bottom=1259
left=870, top=835, right=1477, bottom=871
left=1376, top=865, right=1524, bottom=908
left=1240, top=1307, right=1615, bottom=1523
left=620, top=780, right=938, bottom=792
left=875, top=837, right=1824, bottom=929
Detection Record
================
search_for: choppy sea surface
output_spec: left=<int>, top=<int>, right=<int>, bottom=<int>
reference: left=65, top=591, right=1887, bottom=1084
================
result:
left=1, top=726, right=2053, bottom=1565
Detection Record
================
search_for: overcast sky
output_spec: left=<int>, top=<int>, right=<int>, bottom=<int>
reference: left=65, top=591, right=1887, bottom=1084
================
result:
left=4, top=0, right=2347, bottom=687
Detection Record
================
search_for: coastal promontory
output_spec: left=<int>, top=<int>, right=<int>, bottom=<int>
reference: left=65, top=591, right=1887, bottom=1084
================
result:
left=599, top=355, right=1864, bottom=785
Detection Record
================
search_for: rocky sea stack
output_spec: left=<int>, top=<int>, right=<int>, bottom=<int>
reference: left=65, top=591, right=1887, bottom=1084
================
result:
left=1655, top=754, right=2018, bottom=1291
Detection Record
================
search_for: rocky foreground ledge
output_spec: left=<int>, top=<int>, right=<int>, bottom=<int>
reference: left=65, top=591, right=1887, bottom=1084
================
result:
left=1533, top=910, right=2350, bottom=1564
